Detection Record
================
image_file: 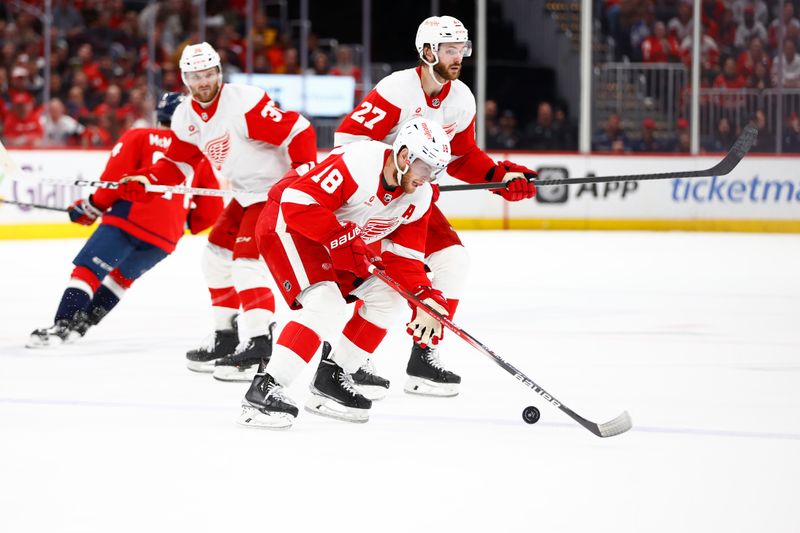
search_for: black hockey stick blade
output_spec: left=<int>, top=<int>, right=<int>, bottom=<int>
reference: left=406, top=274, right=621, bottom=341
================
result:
left=368, top=265, right=632, bottom=438
left=439, top=123, right=757, bottom=192
left=0, top=198, right=67, bottom=212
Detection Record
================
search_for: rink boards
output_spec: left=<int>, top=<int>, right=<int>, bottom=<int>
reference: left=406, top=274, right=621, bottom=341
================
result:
left=1, top=149, right=799, bottom=238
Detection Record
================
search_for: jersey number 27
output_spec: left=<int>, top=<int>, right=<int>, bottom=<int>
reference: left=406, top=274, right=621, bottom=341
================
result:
left=350, top=102, right=386, bottom=130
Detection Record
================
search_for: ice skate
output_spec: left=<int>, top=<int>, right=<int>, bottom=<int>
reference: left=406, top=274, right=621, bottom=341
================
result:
left=185, top=317, right=238, bottom=372
left=306, top=342, right=372, bottom=423
left=404, top=343, right=461, bottom=397
left=26, top=319, right=82, bottom=348
left=349, top=358, right=390, bottom=401
left=212, top=323, right=274, bottom=382
left=237, top=372, right=298, bottom=429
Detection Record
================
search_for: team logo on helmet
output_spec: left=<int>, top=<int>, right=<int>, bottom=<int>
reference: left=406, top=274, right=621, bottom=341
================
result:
left=205, top=131, right=231, bottom=170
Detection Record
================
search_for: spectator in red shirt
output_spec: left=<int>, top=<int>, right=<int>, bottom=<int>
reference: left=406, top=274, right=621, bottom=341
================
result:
left=9, top=65, right=32, bottom=102
left=77, top=43, right=108, bottom=93
left=79, top=114, right=114, bottom=148
left=642, top=21, right=682, bottom=63
left=3, top=92, right=43, bottom=148
left=714, top=56, right=748, bottom=111
left=737, top=37, right=770, bottom=79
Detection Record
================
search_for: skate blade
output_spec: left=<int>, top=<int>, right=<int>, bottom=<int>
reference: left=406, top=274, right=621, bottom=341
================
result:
left=304, top=395, right=369, bottom=423
left=186, top=360, right=217, bottom=373
left=353, top=383, right=389, bottom=401
left=403, top=376, right=459, bottom=397
left=212, top=365, right=257, bottom=382
left=237, top=404, right=294, bottom=430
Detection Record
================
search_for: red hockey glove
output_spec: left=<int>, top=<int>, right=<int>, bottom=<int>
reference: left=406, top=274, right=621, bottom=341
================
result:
left=491, top=160, right=537, bottom=202
left=117, top=175, right=155, bottom=203
left=406, top=286, right=449, bottom=348
left=325, top=222, right=382, bottom=280
left=67, top=196, right=104, bottom=226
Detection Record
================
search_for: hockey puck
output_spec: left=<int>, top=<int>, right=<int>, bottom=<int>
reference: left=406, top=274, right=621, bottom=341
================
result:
left=522, top=405, right=540, bottom=424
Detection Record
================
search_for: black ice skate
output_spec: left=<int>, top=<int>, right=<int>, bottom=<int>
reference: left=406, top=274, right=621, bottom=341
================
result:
left=349, top=359, right=390, bottom=401
left=26, top=319, right=79, bottom=348
left=306, top=342, right=372, bottom=423
left=212, top=323, right=274, bottom=382
left=237, top=372, right=298, bottom=430
left=185, top=317, right=238, bottom=373
left=404, top=342, right=461, bottom=397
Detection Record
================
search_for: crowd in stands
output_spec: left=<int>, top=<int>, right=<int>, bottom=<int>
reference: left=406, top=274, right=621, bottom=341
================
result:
left=0, top=0, right=362, bottom=149
left=597, top=0, right=800, bottom=152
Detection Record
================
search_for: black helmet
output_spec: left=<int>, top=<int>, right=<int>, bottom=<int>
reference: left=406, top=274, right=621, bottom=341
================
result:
left=156, top=92, right=185, bottom=125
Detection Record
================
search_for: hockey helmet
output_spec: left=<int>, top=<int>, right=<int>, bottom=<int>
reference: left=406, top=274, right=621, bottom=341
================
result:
left=392, top=118, right=451, bottom=181
left=414, top=16, right=472, bottom=64
left=156, top=91, right=185, bottom=125
left=179, top=42, right=222, bottom=85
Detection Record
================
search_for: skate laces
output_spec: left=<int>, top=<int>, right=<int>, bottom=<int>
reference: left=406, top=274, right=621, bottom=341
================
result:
left=423, top=346, right=446, bottom=371
left=197, top=332, right=217, bottom=351
left=265, top=379, right=290, bottom=402
left=359, top=358, right=377, bottom=376
left=338, top=370, right=360, bottom=398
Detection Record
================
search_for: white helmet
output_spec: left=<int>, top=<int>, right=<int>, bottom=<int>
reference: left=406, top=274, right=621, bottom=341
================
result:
left=414, top=16, right=472, bottom=63
left=392, top=118, right=451, bottom=181
left=179, top=42, right=221, bottom=81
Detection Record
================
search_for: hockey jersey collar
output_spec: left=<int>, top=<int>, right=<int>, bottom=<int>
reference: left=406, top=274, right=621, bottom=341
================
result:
left=191, top=83, right=225, bottom=122
left=415, top=66, right=451, bottom=109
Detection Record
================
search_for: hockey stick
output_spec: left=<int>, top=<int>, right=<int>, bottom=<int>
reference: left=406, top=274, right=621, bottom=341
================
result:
left=368, top=265, right=632, bottom=438
left=439, top=123, right=758, bottom=192
left=0, top=198, right=68, bottom=212
left=38, top=177, right=248, bottom=198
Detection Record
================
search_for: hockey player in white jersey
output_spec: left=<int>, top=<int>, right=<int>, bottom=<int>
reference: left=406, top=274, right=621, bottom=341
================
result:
left=335, top=16, right=537, bottom=397
left=239, top=118, right=451, bottom=429
left=116, top=42, right=317, bottom=381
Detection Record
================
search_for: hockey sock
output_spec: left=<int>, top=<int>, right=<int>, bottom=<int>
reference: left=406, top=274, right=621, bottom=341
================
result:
left=87, top=285, right=120, bottom=325
left=238, top=287, right=276, bottom=341
left=268, top=321, right=322, bottom=386
left=209, top=286, right=240, bottom=330
left=54, top=288, right=92, bottom=323
left=335, top=312, right=387, bottom=374
left=55, top=266, right=101, bottom=322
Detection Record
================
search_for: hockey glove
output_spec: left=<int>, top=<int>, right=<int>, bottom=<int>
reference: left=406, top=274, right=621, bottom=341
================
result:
left=118, top=174, right=154, bottom=203
left=67, top=196, right=104, bottom=226
left=490, top=160, right=537, bottom=202
left=406, top=286, right=449, bottom=348
left=325, top=222, right=382, bottom=281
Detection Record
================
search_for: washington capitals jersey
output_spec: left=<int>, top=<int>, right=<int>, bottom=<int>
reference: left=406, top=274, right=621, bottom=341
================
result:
left=91, top=128, right=222, bottom=253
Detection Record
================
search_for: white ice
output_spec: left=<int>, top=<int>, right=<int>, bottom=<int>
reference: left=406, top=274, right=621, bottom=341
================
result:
left=1, top=230, right=799, bottom=533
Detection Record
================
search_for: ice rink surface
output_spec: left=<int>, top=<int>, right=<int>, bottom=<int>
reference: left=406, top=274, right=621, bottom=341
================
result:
left=1, top=230, right=798, bottom=533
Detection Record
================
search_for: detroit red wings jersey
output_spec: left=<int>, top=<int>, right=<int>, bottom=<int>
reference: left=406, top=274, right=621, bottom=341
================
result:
left=276, top=140, right=434, bottom=290
left=334, top=66, right=495, bottom=183
left=143, top=83, right=317, bottom=207
left=90, top=128, right=222, bottom=253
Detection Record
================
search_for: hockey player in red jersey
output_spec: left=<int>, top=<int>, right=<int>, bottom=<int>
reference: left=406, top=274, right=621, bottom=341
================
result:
left=238, top=118, right=451, bottom=429
left=115, top=42, right=317, bottom=382
left=27, top=92, right=223, bottom=347
left=334, top=16, right=537, bottom=397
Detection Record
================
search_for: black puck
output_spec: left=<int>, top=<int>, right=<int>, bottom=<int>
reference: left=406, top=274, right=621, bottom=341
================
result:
left=522, top=405, right=540, bottom=424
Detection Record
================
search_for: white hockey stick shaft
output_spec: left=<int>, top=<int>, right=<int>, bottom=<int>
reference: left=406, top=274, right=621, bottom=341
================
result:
left=38, top=177, right=249, bottom=198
